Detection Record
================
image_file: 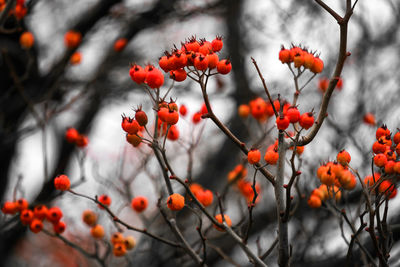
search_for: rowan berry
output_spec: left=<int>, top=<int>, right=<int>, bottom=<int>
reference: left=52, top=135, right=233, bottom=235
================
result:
left=337, top=149, right=351, bottom=166
left=192, top=112, right=202, bottom=124
left=310, top=57, right=324, bottom=73
left=29, top=219, right=43, bottom=233
left=363, top=113, right=376, bottom=126
left=217, top=59, right=232, bottom=75
left=199, top=40, right=212, bottom=55
left=214, top=214, right=232, bottom=231
left=114, top=38, right=127, bottom=52
left=276, top=115, right=290, bottom=130
left=286, top=107, right=300, bottom=123
left=64, top=30, right=81, bottom=49
left=113, top=243, right=127, bottom=257
left=164, top=110, right=179, bottom=125
left=15, top=198, right=28, bottom=212
left=82, top=210, right=97, bottom=226
left=47, top=207, right=63, bottom=223
left=374, top=154, right=387, bottom=168
left=211, top=36, right=223, bottom=52
left=179, top=104, right=187, bottom=116
left=126, top=133, right=142, bottom=147
left=293, top=53, right=304, bottom=68
left=75, top=134, right=89, bottom=147
left=194, top=189, right=213, bottom=207
left=134, top=109, right=148, bottom=127
left=303, top=53, right=314, bottom=69
left=54, top=174, right=71, bottom=191
left=320, top=168, right=335, bottom=186
left=264, top=149, right=279, bottom=165
left=20, top=209, right=34, bottom=225
left=65, top=128, right=79, bottom=143
left=145, top=65, right=164, bottom=88
left=98, top=195, right=111, bottom=209
left=247, top=149, right=261, bottom=165
left=167, top=125, right=179, bottom=141
left=33, top=205, right=48, bottom=220
left=19, top=31, right=34, bottom=49
left=54, top=221, right=66, bottom=234
left=111, top=232, right=124, bottom=245
left=318, top=78, right=329, bottom=93
left=379, top=181, right=397, bottom=199
left=2, top=201, right=17, bottom=215
left=307, top=195, right=321, bottom=208
left=70, top=52, right=82, bottom=65
left=129, top=64, right=147, bottom=84
left=194, top=54, right=209, bottom=70
left=131, top=196, right=148, bottom=212
left=207, top=52, right=219, bottom=69
left=167, top=193, right=185, bottom=211
left=121, top=116, right=140, bottom=134
left=279, top=47, right=290, bottom=64
left=91, top=224, right=105, bottom=239
left=393, top=130, right=400, bottom=145
left=159, top=55, right=170, bottom=72
left=238, top=104, right=250, bottom=118
left=299, top=112, right=314, bottom=130
left=376, top=124, right=390, bottom=140
left=170, top=68, right=187, bottom=82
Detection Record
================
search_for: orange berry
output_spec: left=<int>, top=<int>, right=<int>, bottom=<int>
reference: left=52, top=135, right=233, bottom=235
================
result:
left=189, top=183, right=203, bottom=196
left=179, top=105, right=187, bottom=116
left=363, top=173, right=381, bottom=187
left=207, top=52, right=219, bottom=69
left=379, top=180, right=397, bottom=199
left=372, top=140, right=386, bottom=154
left=47, top=207, right=63, bottom=223
left=167, top=193, right=185, bottom=211
left=293, top=53, right=304, bottom=68
left=33, top=205, right=48, bottom=220
left=211, top=36, right=223, bottom=52
left=111, top=232, right=124, bottom=245
left=64, top=30, right=82, bottom=49
left=98, top=195, right=111, bottom=209
left=114, top=38, right=128, bottom=52
left=126, top=133, right=142, bottom=147
left=69, top=52, right=82, bottom=65
left=131, top=196, right=148, bottom=213
left=145, top=65, right=164, bottom=89
left=238, top=104, right=250, bottom=118
left=264, top=149, right=279, bottom=165
left=307, top=195, right=321, bottom=208
left=214, top=214, right=232, bottom=231
left=311, top=188, right=325, bottom=201
left=276, top=116, right=290, bottom=130
left=91, top=224, right=105, bottom=239
left=217, top=59, right=232, bottom=75
left=29, top=219, right=43, bottom=233
left=286, top=107, right=300, bottom=123
left=376, top=124, right=390, bottom=140
left=65, top=128, right=79, bottom=143
left=82, top=210, right=97, bottom=226
left=247, top=149, right=261, bottom=165
left=337, top=149, right=351, bottom=166
left=363, top=113, right=376, bottom=126
left=393, top=131, right=400, bottom=145
left=299, top=112, right=314, bottom=130
left=170, top=68, right=187, bottom=82
left=318, top=78, right=329, bottom=93
left=19, top=31, right=34, bottom=49
left=121, top=116, right=140, bottom=135
left=393, top=162, right=400, bottom=174
left=194, top=189, right=213, bottom=207
left=311, top=57, right=324, bottom=73
left=54, top=174, right=70, bottom=191
left=124, top=236, right=136, bottom=250
left=15, top=198, right=28, bottom=212
left=20, top=209, right=34, bottom=225
left=113, top=243, right=127, bottom=257
left=2, top=201, right=18, bottom=215
left=303, top=53, right=315, bottom=69
left=373, top=154, right=387, bottom=168
left=320, top=169, right=335, bottom=186
left=54, top=221, right=66, bottom=234
left=385, top=160, right=396, bottom=174
left=194, top=54, right=209, bottom=70
left=279, top=47, right=290, bottom=64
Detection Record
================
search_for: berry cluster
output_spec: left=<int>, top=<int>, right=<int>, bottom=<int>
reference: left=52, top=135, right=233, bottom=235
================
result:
left=0, top=0, right=27, bottom=20
left=279, top=45, right=324, bottom=73
left=2, top=199, right=66, bottom=234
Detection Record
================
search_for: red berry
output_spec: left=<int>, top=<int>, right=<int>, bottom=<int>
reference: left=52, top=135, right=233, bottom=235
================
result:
left=114, top=38, right=127, bottom=52
left=159, top=55, right=170, bottom=72
left=131, top=196, right=148, bottom=212
left=167, top=125, right=179, bottom=141
left=194, top=55, right=209, bottom=70
left=29, top=219, right=43, bottom=233
left=167, top=193, right=185, bottom=211
left=299, top=112, right=314, bottom=130
left=145, top=65, right=164, bottom=89
left=279, top=47, right=290, bottom=64
left=337, top=149, right=351, bottom=166
left=47, top=207, right=63, bottom=223
left=54, top=174, right=71, bottom=191
left=98, top=195, right=111, bottom=209
left=179, top=104, right=187, bottom=116
left=211, top=36, right=223, bottom=52
left=170, top=68, right=187, bottom=82
left=286, top=107, right=300, bottom=123
left=65, top=128, right=79, bottom=143
left=264, top=149, right=279, bottom=165
left=248, top=149, right=261, bottom=165
left=54, top=221, right=66, bottom=234
left=376, top=124, right=390, bottom=140
left=2, top=201, right=17, bottom=215
left=129, top=64, right=147, bottom=84
left=192, top=112, right=202, bottom=124
left=199, top=41, right=212, bottom=56
left=165, top=110, right=179, bottom=125
left=33, top=205, right=48, bottom=220
left=276, top=116, right=290, bottom=130
left=135, top=109, right=148, bottom=126
left=121, top=116, right=140, bottom=134
left=207, top=52, right=219, bottom=69
left=311, top=57, right=324, bottom=73
left=217, top=59, right=232, bottom=75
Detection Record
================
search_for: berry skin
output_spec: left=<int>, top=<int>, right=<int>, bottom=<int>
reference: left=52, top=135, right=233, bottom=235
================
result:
left=385, top=161, right=396, bottom=174
left=47, top=207, right=63, bottom=223
left=264, top=149, right=279, bottom=165
left=54, top=174, right=71, bottom=191
left=159, top=55, right=170, bottom=72
left=54, top=221, right=66, bottom=234
left=238, top=104, right=250, bottom=118
left=70, top=52, right=82, bottom=65
left=247, top=149, right=261, bottom=165
left=211, top=36, right=223, bottom=52
left=214, top=214, right=232, bottom=231
left=164, top=110, right=179, bottom=125
left=320, top=169, right=335, bottom=186
left=194, top=55, right=209, bottom=70
left=64, top=30, right=82, bottom=49
left=82, top=210, right=97, bottom=226
left=145, top=65, right=164, bottom=88
left=217, top=59, right=232, bottom=75
left=293, top=53, right=304, bottom=68
left=121, top=116, right=140, bottom=135
left=98, top=195, right=111, bottom=209
left=337, top=149, right=351, bottom=166
left=286, top=107, right=300, bottom=123
left=372, top=140, right=386, bottom=154
left=15, top=198, right=29, bottom=212
left=373, top=154, right=387, bottom=167
left=279, top=47, right=290, bottom=64
left=2, top=201, right=17, bottom=215
left=307, top=195, right=321, bottom=208
left=276, top=116, right=290, bottom=130
left=20, top=209, right=34, bottom=225
left=114, top=38, right=127, bottom=52
left=169, top=68, right=187, bottom=82
left=167, top=193, right=185, bottom=211
left=179, top=104, right=187, bottom=116
left=111, top=232, right=125, bottom=245
left=29, top=219, right=43, bottom=233
left=131, top=196, right=148, bottom=212
left=376, top=124, right=390, bottom=140
left=91, top=224, right=105, bottom=239
left=124, top=236, right=136, bottom=250
left=19, top=31, right=34, bottom=49
left=113, top=243, right=127, bottom=257
left=33, top=205, right=48, bottom=220
left=299, top=112, right=314, bottom=130
left=135, top=109, right=148, bottom=127
left=129, top=64, right=147, bottom=84
left=310, top=57, right=324, bottom=73
left=199, top=41, right=213, bottom=55
left=65, top=128, right=79, bottom=143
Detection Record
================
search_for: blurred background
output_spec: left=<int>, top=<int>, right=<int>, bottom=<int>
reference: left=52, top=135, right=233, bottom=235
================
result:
left=1, top=0, right=400, bottom=266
